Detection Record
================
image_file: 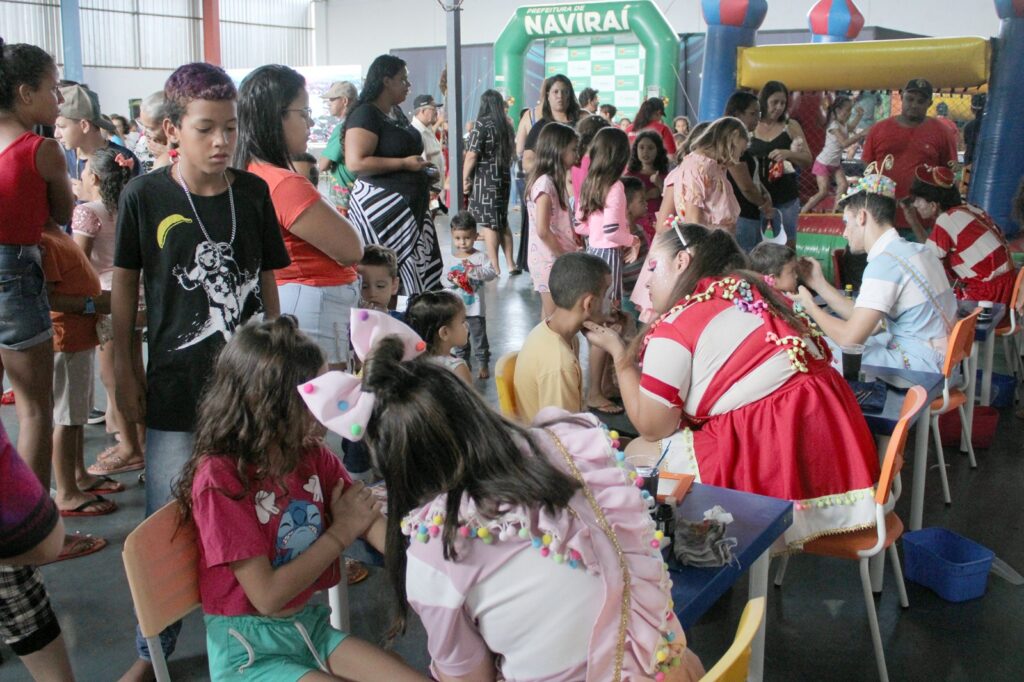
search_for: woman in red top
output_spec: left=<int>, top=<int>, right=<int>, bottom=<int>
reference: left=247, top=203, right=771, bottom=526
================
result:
left=585, top=224, right=880, bottom=549
left=235, top=65, right=364, bottom=370
left=627, top=97, right=677, bottom=157
left=0, top=40, right=76, bottom=485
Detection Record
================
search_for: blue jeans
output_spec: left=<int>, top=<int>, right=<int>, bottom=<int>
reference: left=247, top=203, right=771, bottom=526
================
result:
left=735, top=216, right=763, bottom=253
left=0, top=244, right=52, bottom=350
left=135, top=429, right=194, bottom=660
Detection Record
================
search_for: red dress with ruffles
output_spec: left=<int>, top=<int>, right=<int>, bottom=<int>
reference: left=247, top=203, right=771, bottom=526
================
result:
left=639, top=276, right=880, bottom=548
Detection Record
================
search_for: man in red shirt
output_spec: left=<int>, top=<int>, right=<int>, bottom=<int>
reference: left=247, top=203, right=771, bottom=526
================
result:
left=861, top=79, right=958, bottom=226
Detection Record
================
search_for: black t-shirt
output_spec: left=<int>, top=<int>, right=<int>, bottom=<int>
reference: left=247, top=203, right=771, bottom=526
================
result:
left=963, top=118, right=980, bottom=166
left=346, top=103, right=428, bottom=211
left=113, top=166, right=290, bottom=431
left=524, top=117, right=577, bottom=153
left=727, top=151, right=762, bottom=220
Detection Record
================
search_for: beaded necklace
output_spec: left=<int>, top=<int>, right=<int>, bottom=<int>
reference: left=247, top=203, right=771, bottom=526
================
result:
left=174, top=161, right=237, bottom=246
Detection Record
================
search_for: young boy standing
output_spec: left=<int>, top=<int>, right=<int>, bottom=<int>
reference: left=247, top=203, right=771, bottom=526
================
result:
left=358, top=244, right=402, bottom=317
left=514, top=252, right=610, bottom=422
left=445, top=211, right=497, bottom=379
left=40, top=221, right=116, bottom=561
left=112, top=62, right=290, bottom=681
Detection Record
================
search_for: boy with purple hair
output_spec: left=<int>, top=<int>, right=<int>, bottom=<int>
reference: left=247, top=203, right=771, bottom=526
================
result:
left=112, top=62, right=290, bottom=681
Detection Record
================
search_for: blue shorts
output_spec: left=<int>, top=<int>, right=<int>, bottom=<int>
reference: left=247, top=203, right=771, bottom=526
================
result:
left=205, top=604, right=347, bottom=681
left=0, top=244, right=52, bottom=351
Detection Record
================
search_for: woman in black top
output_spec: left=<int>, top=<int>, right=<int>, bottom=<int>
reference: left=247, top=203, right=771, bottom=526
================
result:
left=724, top=91, right=773, bottom=251
left=345, top=55, right=441, bottom=293
left=749, top=81, right=812, bottom=246
left=518, top=74, right=581, bottom=270
left=463, top=89, right=516, bottom=274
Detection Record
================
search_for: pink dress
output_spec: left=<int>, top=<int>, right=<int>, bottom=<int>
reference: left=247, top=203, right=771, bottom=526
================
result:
left=527, top=174, right=578, bottom=293
left=402, top=410, right=699, bottom=682
left=71, top=201, right=116, bottom=289
left=673, top=152, right=740, bottom=233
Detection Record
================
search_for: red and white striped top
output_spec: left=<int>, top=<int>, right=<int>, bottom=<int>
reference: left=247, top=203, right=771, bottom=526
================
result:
left=926, top=204, right=1013, bottom=285
left=639, top=278, right=827, bottom=420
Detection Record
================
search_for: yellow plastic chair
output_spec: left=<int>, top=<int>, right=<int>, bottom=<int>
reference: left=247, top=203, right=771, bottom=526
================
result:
left=123, top=502, right=346, bottom=681
left=700, top=597, right=766, bottom=682
left=928, top=308, right=981, bottom=504
left=495, top=351, right=520, bottom=420
left=775, top=387, right=927, bottom=682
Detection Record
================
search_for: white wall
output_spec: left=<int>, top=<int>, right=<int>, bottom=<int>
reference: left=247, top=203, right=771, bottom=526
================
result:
left=81, top=68, right=173, bottom=118
left=321, top=0, right=1002, bottom=71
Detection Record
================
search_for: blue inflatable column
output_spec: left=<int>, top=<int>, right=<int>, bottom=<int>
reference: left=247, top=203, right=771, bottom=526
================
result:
left=968, top=0, right=1024, bottom=238
left=697, top=0, right=768, bottom=123
left=807, top=0, right=864, bottom=44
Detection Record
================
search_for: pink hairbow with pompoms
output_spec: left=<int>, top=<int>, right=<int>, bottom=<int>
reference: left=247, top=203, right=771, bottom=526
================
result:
left=298, top=309, right=426, bottom=441
left=114, top=153, right=135, bottom=170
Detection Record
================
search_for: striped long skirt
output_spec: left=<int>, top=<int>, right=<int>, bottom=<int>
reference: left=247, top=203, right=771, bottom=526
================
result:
left=349, top=180, right=442, bottom=294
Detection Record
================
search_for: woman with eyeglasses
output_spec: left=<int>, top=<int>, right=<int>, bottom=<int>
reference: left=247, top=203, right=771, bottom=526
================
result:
left=235, top=64, right=364, bottom=372
left=583, top=223, right=881, bottom=551
left=344, top=55, right=442, bottom=294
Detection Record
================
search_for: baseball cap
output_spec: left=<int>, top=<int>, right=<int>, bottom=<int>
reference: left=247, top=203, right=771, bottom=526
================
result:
left=903, top=78, right=933, bottom=99
left=413, top=94, right=439, bottom=110
left=321, top=81, right=350, bottom=100
left=59, top=85, right=115, bottom=132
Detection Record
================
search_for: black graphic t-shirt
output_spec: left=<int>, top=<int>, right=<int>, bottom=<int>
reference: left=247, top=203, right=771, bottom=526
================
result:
left=114, top=166, right=290, bottom=431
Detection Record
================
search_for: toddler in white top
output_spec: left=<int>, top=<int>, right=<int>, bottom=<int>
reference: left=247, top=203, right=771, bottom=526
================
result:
left=443, top=211, right=497, bottom=379
left=803, top=96, right=867, bottom=213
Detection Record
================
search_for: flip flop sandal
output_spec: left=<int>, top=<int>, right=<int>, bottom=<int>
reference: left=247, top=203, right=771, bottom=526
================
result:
left=346, top=558, right=369, bottom=585
left=588, top=403, right=625, bottom=417
left=60, top=495, right=118, bottom=517
left=43, top=533, right=108, bottom=564
left=87, top=453, right=144, bottom=476
left=79, top=475, right=126, bottom=494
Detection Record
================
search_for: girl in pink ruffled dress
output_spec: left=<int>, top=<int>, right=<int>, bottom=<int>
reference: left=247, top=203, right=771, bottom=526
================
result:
left=301, top=309, right=704, bottom=682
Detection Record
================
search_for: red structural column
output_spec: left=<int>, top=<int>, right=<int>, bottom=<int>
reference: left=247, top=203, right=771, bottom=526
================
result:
left=202, top=0, right=221, bottom=65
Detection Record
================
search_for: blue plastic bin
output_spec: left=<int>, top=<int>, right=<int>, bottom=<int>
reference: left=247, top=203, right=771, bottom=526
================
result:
left=902, top=528, right=994, bottom=602
left=974, top=371, right=1015, bottom=408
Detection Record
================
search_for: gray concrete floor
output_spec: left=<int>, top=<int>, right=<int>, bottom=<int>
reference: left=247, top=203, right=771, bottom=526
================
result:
left=3, top=209, right=1024, bottom=680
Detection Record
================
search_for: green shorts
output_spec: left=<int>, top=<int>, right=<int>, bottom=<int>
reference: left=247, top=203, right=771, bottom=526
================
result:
left=204, top=604, right=347, bottom=681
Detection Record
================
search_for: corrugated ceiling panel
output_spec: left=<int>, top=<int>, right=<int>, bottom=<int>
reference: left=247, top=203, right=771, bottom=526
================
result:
left=80, top=7, right=138, bottom=67
left=138, top=14, right=200, bottom=68
left=220, top=21, right=311, bottom=69
left=220, top=0, right=309, bottom=28
left=0, top=1, right=63, bottom=61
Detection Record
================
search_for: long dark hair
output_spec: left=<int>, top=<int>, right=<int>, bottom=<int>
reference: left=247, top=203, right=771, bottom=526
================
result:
left=360, top=336, right=579, bottom=632
left=634, top=224, right=812, bottom=358
left=89, top=147, right=134, bottom=214
left=578, top=127, right=631, bottom=221
left=475, top=89, right=514, bottom=169
left=526, top=122, right=578, bottom=211
left=173, top=317, right=325, bottom=524
left=724, top=90, right=759, bottom=119
left=825, top=95, right=852, bottom=129
left=759, top=80, right=790, bottom=122
left=627, top=129, right=668, bottom=175
left=540, top=74, right=581, bottom=122
left=357, top=54, right=406, bottom=108
left=234, top=64, right=306, bottom=171
left=0, top=39, right=56, bottom=111
left=405, top=290, right=465, bottom=355
left=632, top=97, right=666, bottom=131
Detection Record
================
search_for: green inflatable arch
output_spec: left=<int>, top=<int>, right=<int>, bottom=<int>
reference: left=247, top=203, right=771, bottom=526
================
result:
left=494, top=0, right=679, bottom=115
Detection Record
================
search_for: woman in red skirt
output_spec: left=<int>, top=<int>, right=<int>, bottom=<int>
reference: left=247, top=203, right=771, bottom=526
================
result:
left=585, top=222, right=880, bottom=550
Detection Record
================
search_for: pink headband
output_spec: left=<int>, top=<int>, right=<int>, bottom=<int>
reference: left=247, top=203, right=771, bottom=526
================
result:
left=298, top=308, right=426, bottom=441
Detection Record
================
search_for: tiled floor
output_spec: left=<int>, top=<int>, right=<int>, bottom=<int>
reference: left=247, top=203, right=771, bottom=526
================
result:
left=3, top=212, right=1024, bottom=680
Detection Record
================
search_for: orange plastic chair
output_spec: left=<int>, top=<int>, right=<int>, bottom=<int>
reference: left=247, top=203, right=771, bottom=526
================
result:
left=928, top=308, right=981, bottom=505
left=123, top=502, right=346, bottom=681
left=995, top=268, right=1024, bottom=388
left=122, top=502, right=201, bottom=682
left=775, top=387, right=927, bottom=682
left=495, top=351, right=520, bottom=420
left=699, top=597, right=766, bottom=682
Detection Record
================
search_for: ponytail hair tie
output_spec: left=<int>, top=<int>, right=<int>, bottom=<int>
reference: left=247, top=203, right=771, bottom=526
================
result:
left=114, top=153, right=135, bottom=170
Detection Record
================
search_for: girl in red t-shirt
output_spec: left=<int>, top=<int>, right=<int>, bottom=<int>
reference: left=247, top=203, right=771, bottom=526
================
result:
left=173, top=316, right=425, bottom=681
left=0, top=39, right=76, bottom=487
